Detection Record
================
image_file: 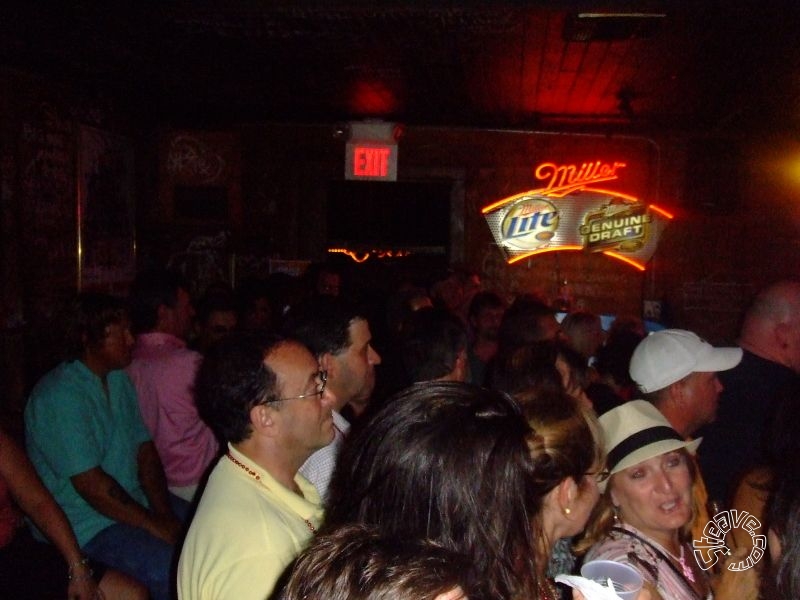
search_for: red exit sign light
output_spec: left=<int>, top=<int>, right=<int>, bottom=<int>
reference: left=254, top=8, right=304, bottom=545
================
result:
left=354, top=146, right=390, bottom=177
left=346, top=142, right=398, bottom=181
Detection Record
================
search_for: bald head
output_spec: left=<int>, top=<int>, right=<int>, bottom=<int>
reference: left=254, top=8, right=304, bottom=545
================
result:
left=740, top=280, right=800, bottom=372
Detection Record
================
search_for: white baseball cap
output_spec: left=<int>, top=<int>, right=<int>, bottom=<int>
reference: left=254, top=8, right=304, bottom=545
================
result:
left=629, top=329, right=742, bottom=393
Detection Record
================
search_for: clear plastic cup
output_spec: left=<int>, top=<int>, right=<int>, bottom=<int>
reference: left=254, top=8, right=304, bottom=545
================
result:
left=580, top=560, right=644, bottom=600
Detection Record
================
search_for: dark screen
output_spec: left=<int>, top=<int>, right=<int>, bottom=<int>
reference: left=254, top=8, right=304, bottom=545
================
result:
left=327, top=181, right=450, bottom=249
left=174, top=186, right=228, bottom=220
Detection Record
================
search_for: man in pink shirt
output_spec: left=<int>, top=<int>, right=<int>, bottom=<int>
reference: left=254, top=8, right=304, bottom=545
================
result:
left=126, top=270, right=219, bottom=501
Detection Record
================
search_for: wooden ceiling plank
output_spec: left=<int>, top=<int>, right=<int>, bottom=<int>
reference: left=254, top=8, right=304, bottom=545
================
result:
left=533, top=11, right=569, bottom=115
left=570, top=40, right=613, bottom=115
left=3, top=3, right=800, bottom=132
left=591, top=38, right=639, bottom=116
left=562, top=39, right=603, bottom=114
left=519, top=11, right=551, bottom=115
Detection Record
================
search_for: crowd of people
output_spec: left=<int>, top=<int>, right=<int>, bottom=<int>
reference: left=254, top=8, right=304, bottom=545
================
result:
left=2, top=263, right=800, bottom=600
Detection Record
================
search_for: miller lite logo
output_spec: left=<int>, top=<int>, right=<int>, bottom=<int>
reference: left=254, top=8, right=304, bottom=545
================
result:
left=500, top=197, right=559, bottom=250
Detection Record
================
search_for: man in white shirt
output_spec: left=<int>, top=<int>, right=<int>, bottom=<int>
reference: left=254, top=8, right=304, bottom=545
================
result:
left=284, top=297, right=381, bottom=499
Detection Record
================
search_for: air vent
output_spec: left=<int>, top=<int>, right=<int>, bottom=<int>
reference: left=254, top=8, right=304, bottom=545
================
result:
left=564, top=13, right=666, bottom=42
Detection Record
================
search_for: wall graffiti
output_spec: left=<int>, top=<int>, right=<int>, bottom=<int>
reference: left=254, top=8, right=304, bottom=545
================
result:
left=166, top=134, right=226, bottom=184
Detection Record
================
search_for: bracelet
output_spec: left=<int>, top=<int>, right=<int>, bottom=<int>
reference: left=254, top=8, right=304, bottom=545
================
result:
left=68, top=556, right=89, bottom=572
left=68, top=570, right=95, bottom=582
left=68, top=556, right=92, bottom=580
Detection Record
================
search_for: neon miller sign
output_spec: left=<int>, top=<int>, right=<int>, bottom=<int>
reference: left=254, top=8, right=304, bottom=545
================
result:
left=482, top=159, right=672, bottom=271
left=534, top=160, right=627, bottom=196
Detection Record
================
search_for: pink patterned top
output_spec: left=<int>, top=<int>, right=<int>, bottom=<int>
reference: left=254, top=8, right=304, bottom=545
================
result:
left=585, top=523, right=712, bottom=600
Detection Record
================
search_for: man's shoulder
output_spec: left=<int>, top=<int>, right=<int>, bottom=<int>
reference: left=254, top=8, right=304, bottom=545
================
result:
left=166, top=346, right=202, bottom=371
left=739, top=349, right=793, bottom=373
left=28, top=362, right=92, bottom=405
left=129, top=345, right=201, bottom=388
left=180, top=482, right=301, bottom=600
left=133, top=334, right=200, bottom=363
left=720, top=350, right=797, bottom=395
left=194, top=463, right=299, bottom=535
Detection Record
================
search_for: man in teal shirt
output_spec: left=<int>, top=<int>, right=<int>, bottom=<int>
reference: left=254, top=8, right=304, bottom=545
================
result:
left=25, top=293, right=186, bottom=600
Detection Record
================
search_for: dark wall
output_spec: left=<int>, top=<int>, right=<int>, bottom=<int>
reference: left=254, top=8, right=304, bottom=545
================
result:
left=0, top=67, right=138, bottom=421
left=222, top=123, right=799, bottom=343
left=3, top=74, right=800, bottom=419
left=129, top=122, right=800, bottom=345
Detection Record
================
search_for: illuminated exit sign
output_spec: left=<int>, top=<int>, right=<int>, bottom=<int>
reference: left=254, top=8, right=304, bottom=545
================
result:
left=345, top=142, right=398, bottom=181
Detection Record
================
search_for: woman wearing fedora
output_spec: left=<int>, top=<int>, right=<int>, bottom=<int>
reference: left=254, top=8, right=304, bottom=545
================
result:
left=576, top=400, right=758, bottom=600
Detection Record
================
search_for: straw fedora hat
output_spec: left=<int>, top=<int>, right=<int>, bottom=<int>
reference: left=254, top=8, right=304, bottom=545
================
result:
left=599, top=400, right=701, bottom=482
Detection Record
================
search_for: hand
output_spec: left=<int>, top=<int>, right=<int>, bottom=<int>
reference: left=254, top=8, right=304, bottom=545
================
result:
left=636, top=587, right=654, bottom=600
left=712, top=547, right=760, bottom=600
left=572, top=587, right=653, bottom=600
left=144, top=511, right=182, bottom=544
left=67, top=573, right=104, bottom=600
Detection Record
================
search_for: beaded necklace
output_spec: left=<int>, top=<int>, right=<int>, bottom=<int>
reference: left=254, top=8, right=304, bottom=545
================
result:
left=538, top=578, right=560, bottom=600
left=226, top=452, right=318, bottom=534
left=664, top=544, right=696, bottom=583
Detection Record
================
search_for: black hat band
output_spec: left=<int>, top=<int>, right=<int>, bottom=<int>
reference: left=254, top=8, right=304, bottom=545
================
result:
left=607, top=426, right=683, bottom=473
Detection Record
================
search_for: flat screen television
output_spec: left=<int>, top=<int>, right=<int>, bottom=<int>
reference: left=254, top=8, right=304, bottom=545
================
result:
left=327, top=180, right=451, bottom=253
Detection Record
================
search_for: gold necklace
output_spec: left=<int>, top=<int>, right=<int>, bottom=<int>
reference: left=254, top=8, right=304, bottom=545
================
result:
left=225, top=452, right=318, bottom=534
left=538, top=578, right=559, bottom=600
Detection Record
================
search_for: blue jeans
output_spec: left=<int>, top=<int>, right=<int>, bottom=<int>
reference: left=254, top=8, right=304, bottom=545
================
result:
left=83, top=494, right=190, bottom=600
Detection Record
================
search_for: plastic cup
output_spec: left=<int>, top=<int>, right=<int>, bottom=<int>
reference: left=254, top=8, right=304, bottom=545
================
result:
left=580, top=560, right=643, bottom=600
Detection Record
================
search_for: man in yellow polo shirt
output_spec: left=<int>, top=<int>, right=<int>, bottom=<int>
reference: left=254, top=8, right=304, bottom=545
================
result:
left=178, top=332, right=336, bottom=600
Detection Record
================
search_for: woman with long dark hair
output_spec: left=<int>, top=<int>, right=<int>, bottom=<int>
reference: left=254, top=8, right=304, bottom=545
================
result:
left=324, top=381, right=602, bottom=599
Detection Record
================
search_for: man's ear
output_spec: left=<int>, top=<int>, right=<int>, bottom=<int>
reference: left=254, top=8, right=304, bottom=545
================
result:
left=775, top=322, right=792, bottom=358
left=452, top=349, right=469, bottom=382
left=667, top=380, right=687, bottom=408
left=156, top=303, right=171, bottom=330
left=319, top=352, right=336, bottom=375
left=249, top=403, right=277, bottom=438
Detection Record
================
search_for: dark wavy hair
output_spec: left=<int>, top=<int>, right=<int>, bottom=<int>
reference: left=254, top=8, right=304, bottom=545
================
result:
left=128, top=269, right=189, bottom=333
left=400, top=307, right=467, bottom=382
left=281, top=523, right=472, bottom=600
left=283, top=296, right=366, bottom=357
left=324, top=382, right=540, bottom=599
left=194, top=331, right=285, bottom=443
left=759, top=381, right=800, bottom=599
left=496, top=295, right=556, bottom=357
left=467, top=290, right=506, bottom=322
left=765, top=474, right=800, bottom=600
left=63, top=292, right=129, bottom=360
left=488, top=339, right=564, bottom=397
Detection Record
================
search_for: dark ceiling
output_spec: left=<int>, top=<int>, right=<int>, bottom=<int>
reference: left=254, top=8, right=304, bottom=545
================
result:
left=2, top=2, right=800, bottom=135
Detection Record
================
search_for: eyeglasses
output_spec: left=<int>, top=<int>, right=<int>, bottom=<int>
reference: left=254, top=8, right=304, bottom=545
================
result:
left=590, top=469, right=611, bottom=484
left=275, top=370, right=328, bottom=402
